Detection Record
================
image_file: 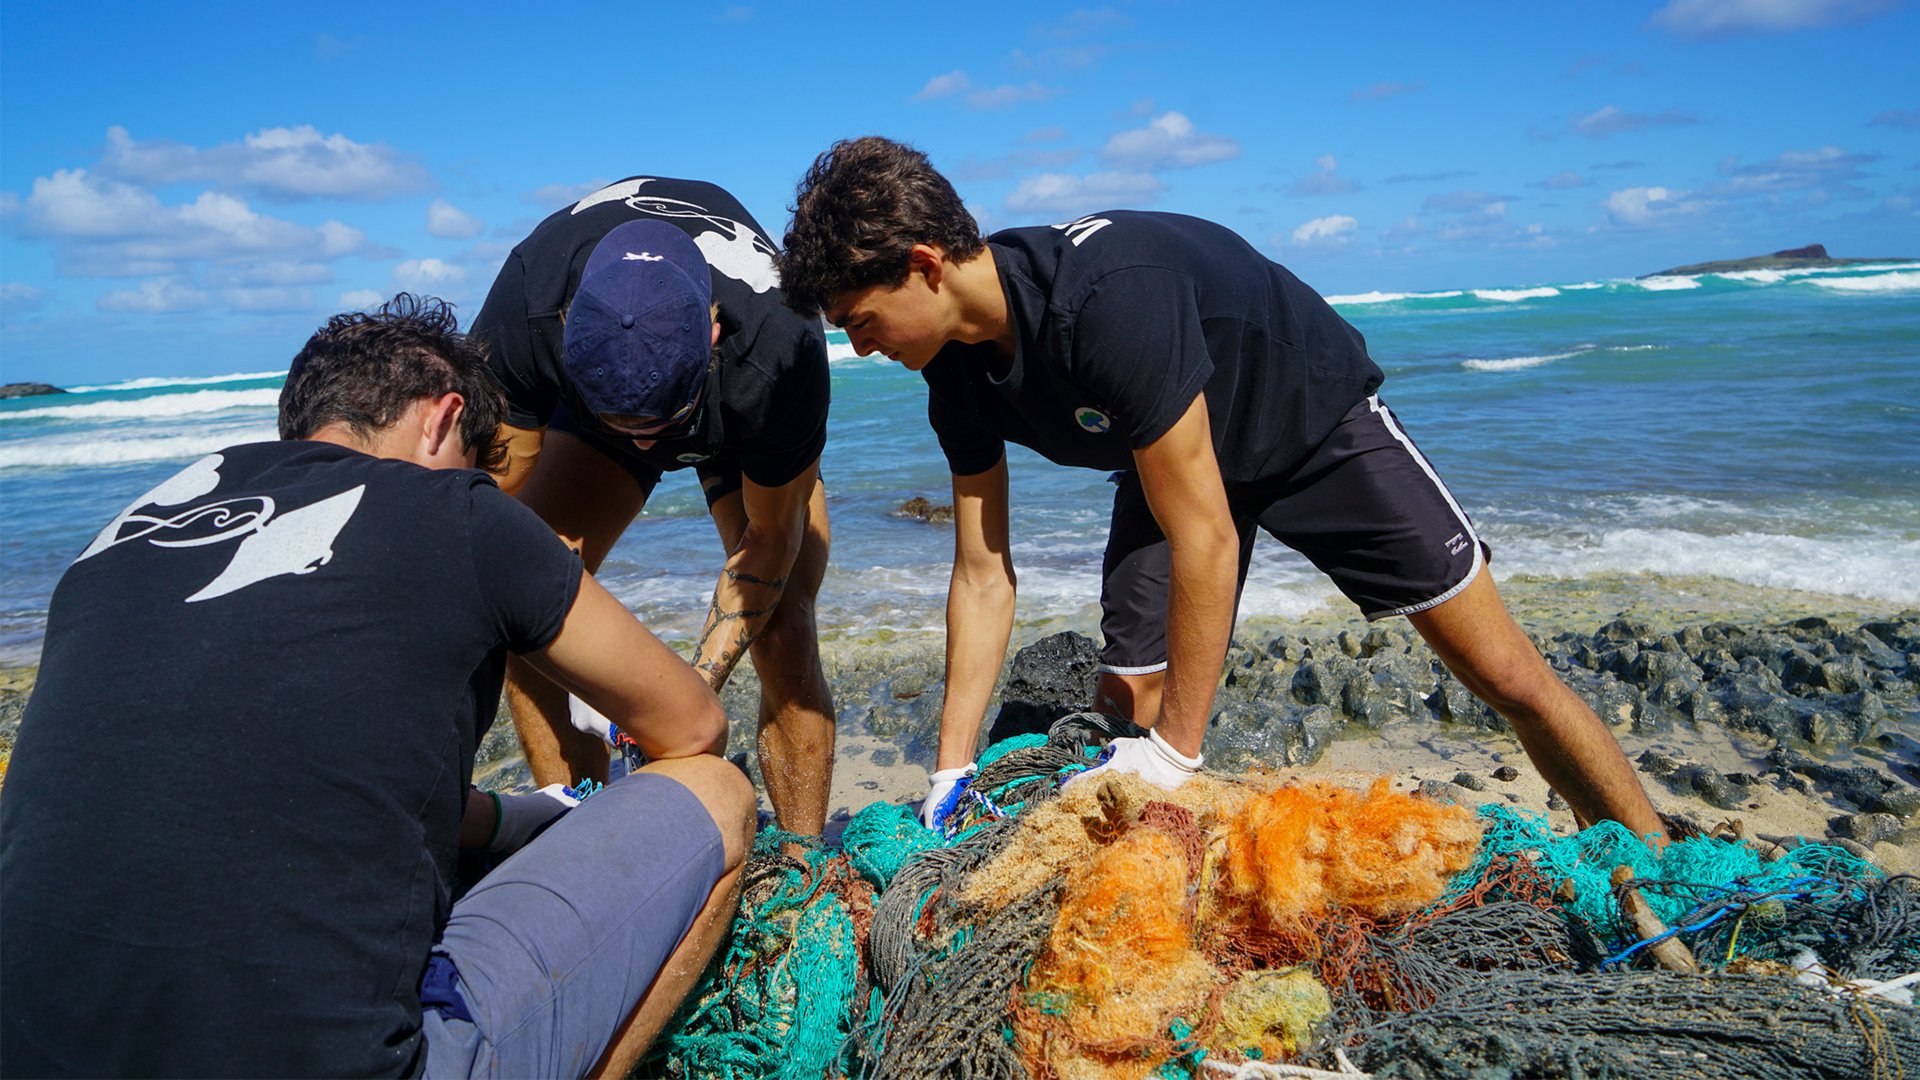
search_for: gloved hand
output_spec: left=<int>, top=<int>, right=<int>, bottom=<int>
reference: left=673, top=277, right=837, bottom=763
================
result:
left=919, top=764, right=978, bottom=830
left=1064, top=728, right=1203, bottom=792
left=488, top=784, right=581, bottom=854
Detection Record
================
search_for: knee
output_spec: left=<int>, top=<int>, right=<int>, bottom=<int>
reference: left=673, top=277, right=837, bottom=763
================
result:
left=1454, top=651, right=1558, bottom=716
left=644, top=755, right=759, bottom=871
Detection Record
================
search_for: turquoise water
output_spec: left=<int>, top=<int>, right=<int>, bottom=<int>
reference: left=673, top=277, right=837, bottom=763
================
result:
left=3, top=263, right=1916, bottom=663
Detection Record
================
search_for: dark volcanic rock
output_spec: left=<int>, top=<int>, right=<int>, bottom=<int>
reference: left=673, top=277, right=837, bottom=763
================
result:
left=0, top=383, right=65, bottom=400
left=1830, top=812, right=1901, bottom=846
left=891, top=496, right=954, bottom=524
left=985, top=632, right=1100, bottom=743
left=1204, top=701, right=1336, bottom=770
left=1773, top=244, right=1829, bottom=260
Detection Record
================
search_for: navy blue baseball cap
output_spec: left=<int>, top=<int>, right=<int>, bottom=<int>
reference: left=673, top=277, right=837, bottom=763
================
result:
left=563, top=219, right=713, bottom=422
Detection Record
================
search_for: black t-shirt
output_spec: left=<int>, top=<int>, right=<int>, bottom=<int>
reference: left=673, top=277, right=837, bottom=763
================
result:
left=0, top=442, right=582, bottom=1078
left=923, top=211, right=1383, bottom=486
left=470, top=176, right=830, bottom=488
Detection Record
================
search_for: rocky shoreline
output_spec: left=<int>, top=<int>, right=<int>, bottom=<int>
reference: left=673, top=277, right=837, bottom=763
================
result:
left=6, top=583, right=1916, bottom=871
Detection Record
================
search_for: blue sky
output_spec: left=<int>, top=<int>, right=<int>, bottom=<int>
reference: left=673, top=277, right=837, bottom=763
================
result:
left=2, top=0, right=1915, bottom=383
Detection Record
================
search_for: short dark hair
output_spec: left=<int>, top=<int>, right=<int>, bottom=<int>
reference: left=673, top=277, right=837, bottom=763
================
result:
left=279, top=293, right=508, bottom=473
left=778, top=136, right=984, bottom=315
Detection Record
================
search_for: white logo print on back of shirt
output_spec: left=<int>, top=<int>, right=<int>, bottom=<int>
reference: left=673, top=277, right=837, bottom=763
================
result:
left=77, top=454, right=365, bottom=603
left=571, top=179, right=780, bottom=293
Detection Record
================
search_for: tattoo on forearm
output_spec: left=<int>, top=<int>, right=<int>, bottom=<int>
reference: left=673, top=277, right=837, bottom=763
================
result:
left=691, top=573, right=788, bottom=689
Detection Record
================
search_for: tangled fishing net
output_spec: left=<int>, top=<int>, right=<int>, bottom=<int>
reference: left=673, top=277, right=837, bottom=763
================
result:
left=636, top=715, right=1918, bottom=1080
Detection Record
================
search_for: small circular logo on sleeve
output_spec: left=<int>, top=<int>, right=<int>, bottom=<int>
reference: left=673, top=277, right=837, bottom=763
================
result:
left=1075, top=407, right=1112, bottom=434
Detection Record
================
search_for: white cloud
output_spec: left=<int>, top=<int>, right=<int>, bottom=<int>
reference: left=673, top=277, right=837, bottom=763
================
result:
left=525, top=179, right=614, bottom=207
left=1099, top=112, right=1240, bottom=170
left=99, top=125, right=432, bottom=201
left=426, top=198, right=483, bottom=240
left=97, top=277, right=212, bottom=313
left=1021, top=126, right=1070, bottom=144
left=1649, top=0, right=1897, bottom=39
left=1700, top=145, right=1876, bottom=201
left=1603, top=186, right=1713, bottom=228
left=1423, top=190, right=1513, bottom=212
left=914, top=70, right=1057, bottom=110
left=339, top=289, right=385, bottom=310
left=19, top=168, right=368, bottom=278
left=1, top=282, right=47, bottom=311
left=1380, top=216, right=1426, bottom=242
left=391, top=258, right=469, bottom=295
left=1537, top=171, right=1592, bottom=190
left=220, top=286, right=315, bottom=313
left=966, top=82, right=1057, bottom=110
left=916, top=70, right=972, bottom=101
left=1033, top=7, right=1131, bottom=39
left=1289, top=154, right=1362, bottom=197
left=1289, top=215, right=1358, bottom=249
left=1572, top=105, right=1703, bottom=138
left=1005, top=171, right=1165, bottom=216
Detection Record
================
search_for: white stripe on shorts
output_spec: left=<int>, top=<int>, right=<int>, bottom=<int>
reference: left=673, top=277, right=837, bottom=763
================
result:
left=1097, top=661, right=1169, bottom=677
left=1367, top=394, right=1485, bottom=620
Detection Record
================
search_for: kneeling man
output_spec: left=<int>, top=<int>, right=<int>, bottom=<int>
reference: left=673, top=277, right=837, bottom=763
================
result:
left=780, top=137, right=1665, bottom=846
left=0, top=295, right=754, bottom=1078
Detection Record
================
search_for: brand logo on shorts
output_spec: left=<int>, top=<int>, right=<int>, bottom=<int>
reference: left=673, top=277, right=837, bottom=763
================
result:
left=1075, top=407, right=1112, bottom=434
left=676, top=452, right=710, bottom=463
left=1445, top=532, right=1469, bottom=555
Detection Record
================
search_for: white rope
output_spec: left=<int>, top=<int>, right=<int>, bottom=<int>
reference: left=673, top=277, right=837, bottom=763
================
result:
left=1202, top=1046, right=1372, bottom=1079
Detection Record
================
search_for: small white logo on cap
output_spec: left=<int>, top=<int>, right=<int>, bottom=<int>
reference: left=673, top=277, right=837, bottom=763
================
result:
left=624, top=251, right=665, bottom=262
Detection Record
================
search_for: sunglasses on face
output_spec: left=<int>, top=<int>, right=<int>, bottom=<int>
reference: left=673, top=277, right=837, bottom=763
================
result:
left=597, top=394, right=703, bottom=441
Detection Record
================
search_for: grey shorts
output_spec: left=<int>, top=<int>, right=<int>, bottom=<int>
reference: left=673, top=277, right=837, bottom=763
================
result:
left=419, top=772, right=723, bottom=1079
left=1099, top=395, right=1487, bottom=675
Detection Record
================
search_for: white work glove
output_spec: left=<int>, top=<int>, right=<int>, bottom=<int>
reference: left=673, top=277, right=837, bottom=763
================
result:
left=568, top=694, right=616, bottom=745
left=919, top=764, right=978, bottom=830
left=1065, top=728, right=1203, bottom=792
left=487, top=784, right=581, bottom=854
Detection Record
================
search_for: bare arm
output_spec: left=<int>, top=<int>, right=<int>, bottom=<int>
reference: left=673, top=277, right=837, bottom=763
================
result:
left=1131, top=395, right=1240, bottom=758
left=690, top=460, right=818, bottom=690
left=491, top=422, right=548, bottom=497
left=937, top=453, right=1017, bottom=770
left=521, top=569, right=728, bottom=760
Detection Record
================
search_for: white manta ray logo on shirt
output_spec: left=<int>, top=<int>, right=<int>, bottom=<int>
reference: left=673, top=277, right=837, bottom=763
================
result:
left=186, top=486, right=365, bottom=603
left=571, top=179, right=780, bottom=293
left=77, top=454, right=367, bottom=603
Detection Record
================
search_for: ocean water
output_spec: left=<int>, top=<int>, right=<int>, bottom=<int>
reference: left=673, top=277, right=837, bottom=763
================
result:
left=3, top=263, right=1916, bottom=664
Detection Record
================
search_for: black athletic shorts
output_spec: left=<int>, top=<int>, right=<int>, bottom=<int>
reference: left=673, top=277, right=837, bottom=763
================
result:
left=551, top=402, right=746, bottom=508
left=1098, top=394, right=1487, bottom=675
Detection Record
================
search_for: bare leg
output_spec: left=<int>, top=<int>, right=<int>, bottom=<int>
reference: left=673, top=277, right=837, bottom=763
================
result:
left=1095, top=669, right=1164, bottom=727
left=507, top=431, right=646, bottom=787
left=1407, top=567, right=1668, bottom=847
left=710, top=480, right=836, bottom=836
left=587, top=754, right=756, bottom=1078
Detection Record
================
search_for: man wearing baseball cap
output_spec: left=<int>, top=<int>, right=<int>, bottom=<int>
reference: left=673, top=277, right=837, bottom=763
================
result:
left=471, top=177, right=834, bottom=838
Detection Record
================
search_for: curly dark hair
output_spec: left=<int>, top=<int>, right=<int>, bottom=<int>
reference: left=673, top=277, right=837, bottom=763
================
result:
left=778, top=136, right=984, bottom=316
left=279, top=293, right=508, bottom=473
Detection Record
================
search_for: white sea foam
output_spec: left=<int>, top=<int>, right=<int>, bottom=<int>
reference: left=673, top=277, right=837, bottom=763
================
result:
left=1560, top=281, right=1610, bottom=291
left=1635, top=276, right=1700, bottom=291
left=1471, top=287, right=1559, bottom=302
left=1811, top=271, right=1920, bottom=293
left=1462, top=350, right=1585, bottom=372
left=65, top=370, right=286, bottom=393
left=1325, top=290, right=1463, bottom=306
left=1714, top=269, right=1787, bottom=284
left=1500, top=527, right=1920, bottom=604
left=0, top=389, right=282, bottom=421
left=0, top=428, right=276, bottom=469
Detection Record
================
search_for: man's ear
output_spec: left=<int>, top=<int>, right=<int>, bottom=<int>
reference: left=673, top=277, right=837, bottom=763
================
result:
left=422, top=393, right=466, bottom=460
left=909, top=243, right=946, bottom=289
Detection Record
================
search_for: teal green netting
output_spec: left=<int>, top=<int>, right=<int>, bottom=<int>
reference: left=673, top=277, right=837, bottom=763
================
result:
left=642, top=831, right=863, bottom=1080
left=1450, top=803, right=1882, bottom=941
